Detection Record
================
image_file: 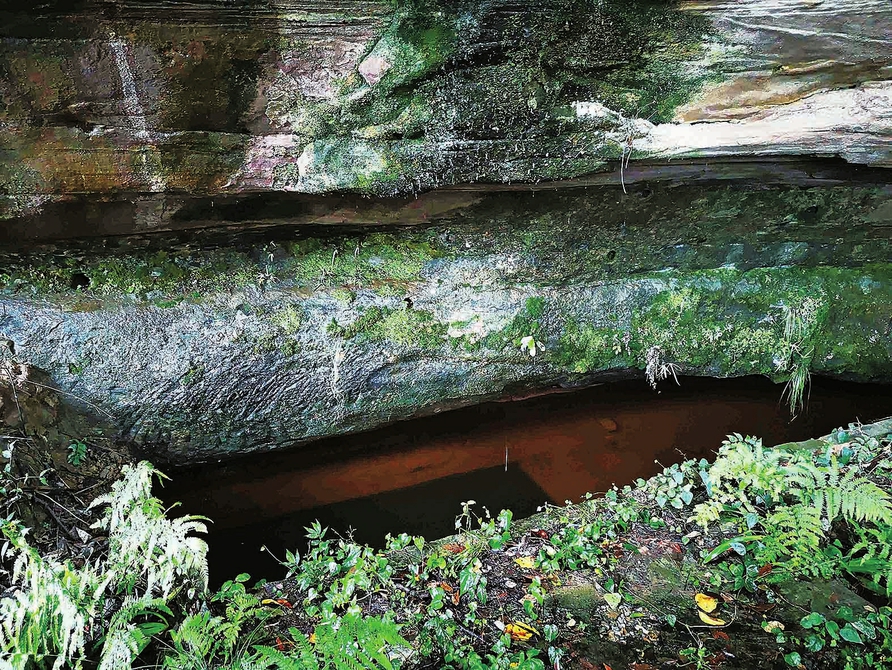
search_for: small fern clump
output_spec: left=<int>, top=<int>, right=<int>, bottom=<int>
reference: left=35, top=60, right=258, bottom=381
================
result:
left=692, top=431, right=892, bottom=584
left=158, top=610, right=410, bottom=670
left=0, top=461, right=209, bottom=670
left=0, top=521, right=102, bottom=670
left=844, top=518, right=892, bottom=596
left=160, top=573, right=272, bottom=670
left=689, top=434, right=786, bottom=528
left=89, top=461, right=209, bottom=599
left=256, top=614, right=410, bottom=670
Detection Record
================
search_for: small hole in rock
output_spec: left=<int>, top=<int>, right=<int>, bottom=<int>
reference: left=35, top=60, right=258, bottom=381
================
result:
left=69, top=272, right=90, bottom=290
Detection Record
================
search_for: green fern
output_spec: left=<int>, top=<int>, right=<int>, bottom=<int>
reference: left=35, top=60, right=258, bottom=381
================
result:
left=0, top=462, right=210, bottom=670
left=90, top=461, right=209, bottom=599
left=0, top=520, right=101, bottom=670
left=693, top=434, right=892, bottom=587
left=787, top=455, right=892, bottom=525
left=845, top=525, right=892, bottom=596
left=287, top=629, right=321, bottom=669
left=760, top=504, right=824, bottom=572
left=99, top=596, right=172, bottom=670
left=312, top=614, right=409, bottom=670
left=250, top=643, right=313, bottom=670
left=691, top=434, right=786, bottom=524
left=837, top=476, right=892, bottom=525
left=159, top=574, right=273, bottom=670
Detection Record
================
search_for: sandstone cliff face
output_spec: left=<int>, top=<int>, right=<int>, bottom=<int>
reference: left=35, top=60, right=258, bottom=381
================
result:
left=2, top=182, right=891, bottom=462
left=2, top=0, right=891, bottom=228
left=1, top=2, right=891, bottom=461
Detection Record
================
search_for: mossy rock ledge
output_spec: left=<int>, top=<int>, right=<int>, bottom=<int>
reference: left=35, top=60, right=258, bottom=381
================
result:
left=2, top=182, right=891, bottom=462
left=1, top=0, right=891, bottom=228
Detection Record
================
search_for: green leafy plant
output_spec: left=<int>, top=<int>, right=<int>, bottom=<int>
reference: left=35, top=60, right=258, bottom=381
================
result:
left=160, top=576, right=271, bottom=670
left=0, top=461, right=209, bottom=670
left=841, top=606, right=892, bottom=669
left=276, top=614, right=410, bottom=670
left=89, top=462, right=209, bottom=598
left=67, top=440, right=88, bottom=466
left=454, top=501, right=513, bottom=553
left=0, top=521, right=100, bottom=670
left=636, top=459, right=707, bottom=509
left=287, top=521, right=394, bottom=618
left=757, top=455, right=891, bottom=577
left=843, top=524, right=892, bottom=596
left=693, top=434, right=892, bottom=580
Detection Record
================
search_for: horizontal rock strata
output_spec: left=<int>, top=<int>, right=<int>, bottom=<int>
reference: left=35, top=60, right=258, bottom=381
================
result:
left=2, top=0, right=891, bottom=228
left=2, top=181, right=891, bottom=462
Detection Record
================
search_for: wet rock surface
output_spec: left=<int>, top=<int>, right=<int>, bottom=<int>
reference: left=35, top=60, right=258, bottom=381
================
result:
left=1, top=182, right=891, bottom=462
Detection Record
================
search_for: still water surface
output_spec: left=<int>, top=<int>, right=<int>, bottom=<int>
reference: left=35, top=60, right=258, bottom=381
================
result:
left=162, top=376, right=892, bottom=584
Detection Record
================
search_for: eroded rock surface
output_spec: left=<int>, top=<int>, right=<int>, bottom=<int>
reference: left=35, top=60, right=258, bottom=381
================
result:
left=2, top=182, right=891, bottom=462
left=1, top=0, right=891, bottom=228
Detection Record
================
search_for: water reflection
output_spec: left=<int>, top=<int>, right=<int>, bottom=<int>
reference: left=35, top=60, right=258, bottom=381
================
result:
left=162, top=376, right=892, bottom=583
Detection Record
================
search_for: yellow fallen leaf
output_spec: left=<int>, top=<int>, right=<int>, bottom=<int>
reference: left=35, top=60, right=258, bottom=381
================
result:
left=308, top=633, right=317, bottom=644
left=261, top=598, right=293, bottom=608
left=695, top=593, right=719, bottom=614
left=763, top=621, right=785, bottom=633
left=698, top=611, right=727, bottom=626
left=505, top=622, right=540, bottom=642
left=514, top=556, right=537, bottom=570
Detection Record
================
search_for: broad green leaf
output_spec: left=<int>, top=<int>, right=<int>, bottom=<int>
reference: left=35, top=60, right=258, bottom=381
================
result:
left=784, top=652, right=802, bottom=666
left=824, top=620, right=839, bottom=639
left=603, top=592, right=622, bottom=609
left=839, top=625, right=863, bottom=644
left=800, top=612, right=825, bottom=628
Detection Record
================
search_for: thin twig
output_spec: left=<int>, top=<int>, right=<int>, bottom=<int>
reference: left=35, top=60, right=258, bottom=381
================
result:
left=75, top=480, right=107, bottom=496
left=0, top=361, right=25, bottom=428
left=17, top=379, right=115, bottom=419
left=34, top=490, right=91, bottom=526
left=68, top=435, right=117, bottom=453
left=458, top=623, right=487, bottom=646
left=31, top=494, right=84, bottom=542
left=620, top=147, right=627, bottom=194
left=1, top=494, right=21, bottom=510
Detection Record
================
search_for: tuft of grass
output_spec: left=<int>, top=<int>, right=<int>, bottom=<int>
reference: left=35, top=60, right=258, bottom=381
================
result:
left=782, top=361, right=811, bottom=418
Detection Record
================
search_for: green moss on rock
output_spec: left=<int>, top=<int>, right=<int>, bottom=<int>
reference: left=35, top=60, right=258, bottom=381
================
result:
left=330, top=305, right=446, bottom=349
left=287, top=229, right=439, bottom=287
left=549, top=265, right=892, bottom=387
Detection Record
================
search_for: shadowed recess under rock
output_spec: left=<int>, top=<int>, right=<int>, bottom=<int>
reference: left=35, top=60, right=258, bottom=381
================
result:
left=2, top=180, right=892, bottom=461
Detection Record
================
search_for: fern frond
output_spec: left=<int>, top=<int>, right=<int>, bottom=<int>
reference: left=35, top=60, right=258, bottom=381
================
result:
left=90, top=461, right=209, bottom=599
left=281, top=628, right=320, bottom=670
left=98, top=625, right=141, bottom=670
left=250, top=645, right=308, bottom=670
left=310, top=614, right=409, bottom=670
left=840, top=478, right=892, bottom=524
left=0, top=519, right=103, bottom=670
left=845, top=525, right=892, bottom=597
left=761, top=504, right=824, bottom=570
